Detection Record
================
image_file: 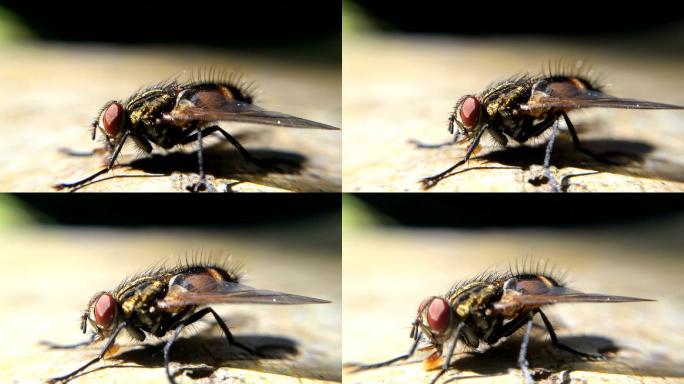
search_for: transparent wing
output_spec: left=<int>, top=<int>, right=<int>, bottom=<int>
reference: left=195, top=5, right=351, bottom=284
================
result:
left=522, top=79, right=684, bottom=111
left=157, top=270, right=330, bottom=310
left=515, top=276, right=651, bottom=304
left=491, top=276, right=652, bottom=315
left=164, top=87, right=339, bottom=130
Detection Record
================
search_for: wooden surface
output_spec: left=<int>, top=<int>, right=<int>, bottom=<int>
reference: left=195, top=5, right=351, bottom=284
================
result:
left=0, top=43, right=341, bottom=192
left=342, top=34, right=684, bottom=191
left=343, top=226, right=684, bottom=383
left=0, top=227, right=341, bottom=383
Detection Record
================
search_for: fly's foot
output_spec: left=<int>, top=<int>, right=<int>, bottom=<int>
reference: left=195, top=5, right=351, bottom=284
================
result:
left=409, top=138, right=457, bottom=149
left=555, top=343, right=607, bottom=361
left=420, top=176, right=441, bottom=190
left=188, top=178, right=216, bottom=193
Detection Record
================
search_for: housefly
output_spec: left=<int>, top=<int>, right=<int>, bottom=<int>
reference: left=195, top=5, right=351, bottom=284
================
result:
left=348, top=264, right=652, bottom=384
left=55, top=73, right=339, bottom=192
left=47, top=260, right=330, bottom=384
left=419, top=63, right=683, bottom=191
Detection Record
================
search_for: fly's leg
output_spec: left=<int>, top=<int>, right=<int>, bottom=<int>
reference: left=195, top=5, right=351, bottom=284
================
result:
left=164, top=323, right=186, bottom=384
left=537, top=309, right=604, bottom=360
left=429, top=322, right=465, bottom=384
left=202, top=307, right=260, bottom=357
left=42, top=333, right=97, bottom=349
left=348, top=338, right=420, bottom=371
left=562, top=113, right=619, bottom=165
left=164, top=307, right=259, bottom=384
left=182, top=126, right=272, bottom=167
left=518, top=318, right=534, bottom=384
left=421, top=123, right=488, bottom=189
left=47, top=322, right=127, bottom=383
left=180, top=125, right=255, bottom=162
left=192, top=127, right=216, bottom=192
left=409, top=137, right=459, bottom=149
left=54, top=131, right=131, bottom=191
left=542, top=119, right=560, bottom=192
left=183, top=307, right=258, bottom=356
left=58, top=148, right=103, bottom=157
left=485, top=312, right=537, bottom=343
left=179, top=126, right=219, bottom=145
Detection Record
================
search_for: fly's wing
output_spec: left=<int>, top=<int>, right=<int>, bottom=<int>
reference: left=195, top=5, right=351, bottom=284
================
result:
left=163, top=87, right=339, bottom=130
left=522, top=78, right=684, bottom=111
left=157, top=269, right=330, bottom=310
left=492, top=276, right=652, bottom=315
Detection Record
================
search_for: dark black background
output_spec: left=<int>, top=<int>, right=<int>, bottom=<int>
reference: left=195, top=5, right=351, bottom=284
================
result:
left=351, top=0, right=683, bottom=35
left=356, top=194, right=684, bottom=228
left=0, top=0, right=340, bottom=46
left=14, top=194, right=340, bottom=226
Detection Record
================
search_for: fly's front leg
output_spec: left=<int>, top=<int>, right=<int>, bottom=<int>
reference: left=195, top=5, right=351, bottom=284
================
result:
left=348, top=337, right=421, bottom=372
left=54, top=131, right=131, bottom=191
left=47, top=322, right=127, bottom=383
left=41, top=333, right=97, bottom=350
left=58, top=147, right=109, bottom=157
left=429, top=322, right=465, bottom=384
left=421, top=123, right=488, bottom=189
left=409, top=137, right=459, bottom=149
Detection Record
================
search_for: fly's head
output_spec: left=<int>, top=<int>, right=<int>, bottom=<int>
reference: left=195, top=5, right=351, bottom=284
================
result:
left=92, top=101, right=129, bottom=150
left=411, top=296, right=458, bottom=348
left=81, top=291, right=121, bottom=340
left=448, top=95, right=484, bottom=142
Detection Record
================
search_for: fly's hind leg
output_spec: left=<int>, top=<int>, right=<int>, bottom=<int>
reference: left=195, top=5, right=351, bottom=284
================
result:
left=537, top=309, right=604, bottom=360
left=163, top=307, right=260, bottom=384
left=562, top=113, right=620, bottom=165
left=181, top=126, right=258, bottom=165
left=202, top=307, right=260, bottom=357
left=182, top=125, right=285, bottom=173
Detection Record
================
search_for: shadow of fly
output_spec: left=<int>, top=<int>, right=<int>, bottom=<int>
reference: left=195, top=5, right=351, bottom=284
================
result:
left=347, top=263, right=652, bottom=384
left=46, top=259, right=329, bottom=384
left=55, top=72, right=339, bottom=192
left=417, top=63, right=683, bottom=191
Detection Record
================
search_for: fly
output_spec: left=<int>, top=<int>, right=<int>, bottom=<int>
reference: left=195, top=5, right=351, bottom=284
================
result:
left=55, top=72, right=340, bottom=192
left=46, top=259, right=330, bottom=383
left=348, top=263, right=652, bottom=384
left=418, top=63, right=683, bottom=191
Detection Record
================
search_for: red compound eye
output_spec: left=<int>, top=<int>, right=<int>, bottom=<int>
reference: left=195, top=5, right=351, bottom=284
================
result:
left=459, top=96, right=480, bottom=128
left=102, top=102, right=124, bottom=137
left=427, top=297, right=451, bottom=334
left=94, top=293, right=116, bottom=328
